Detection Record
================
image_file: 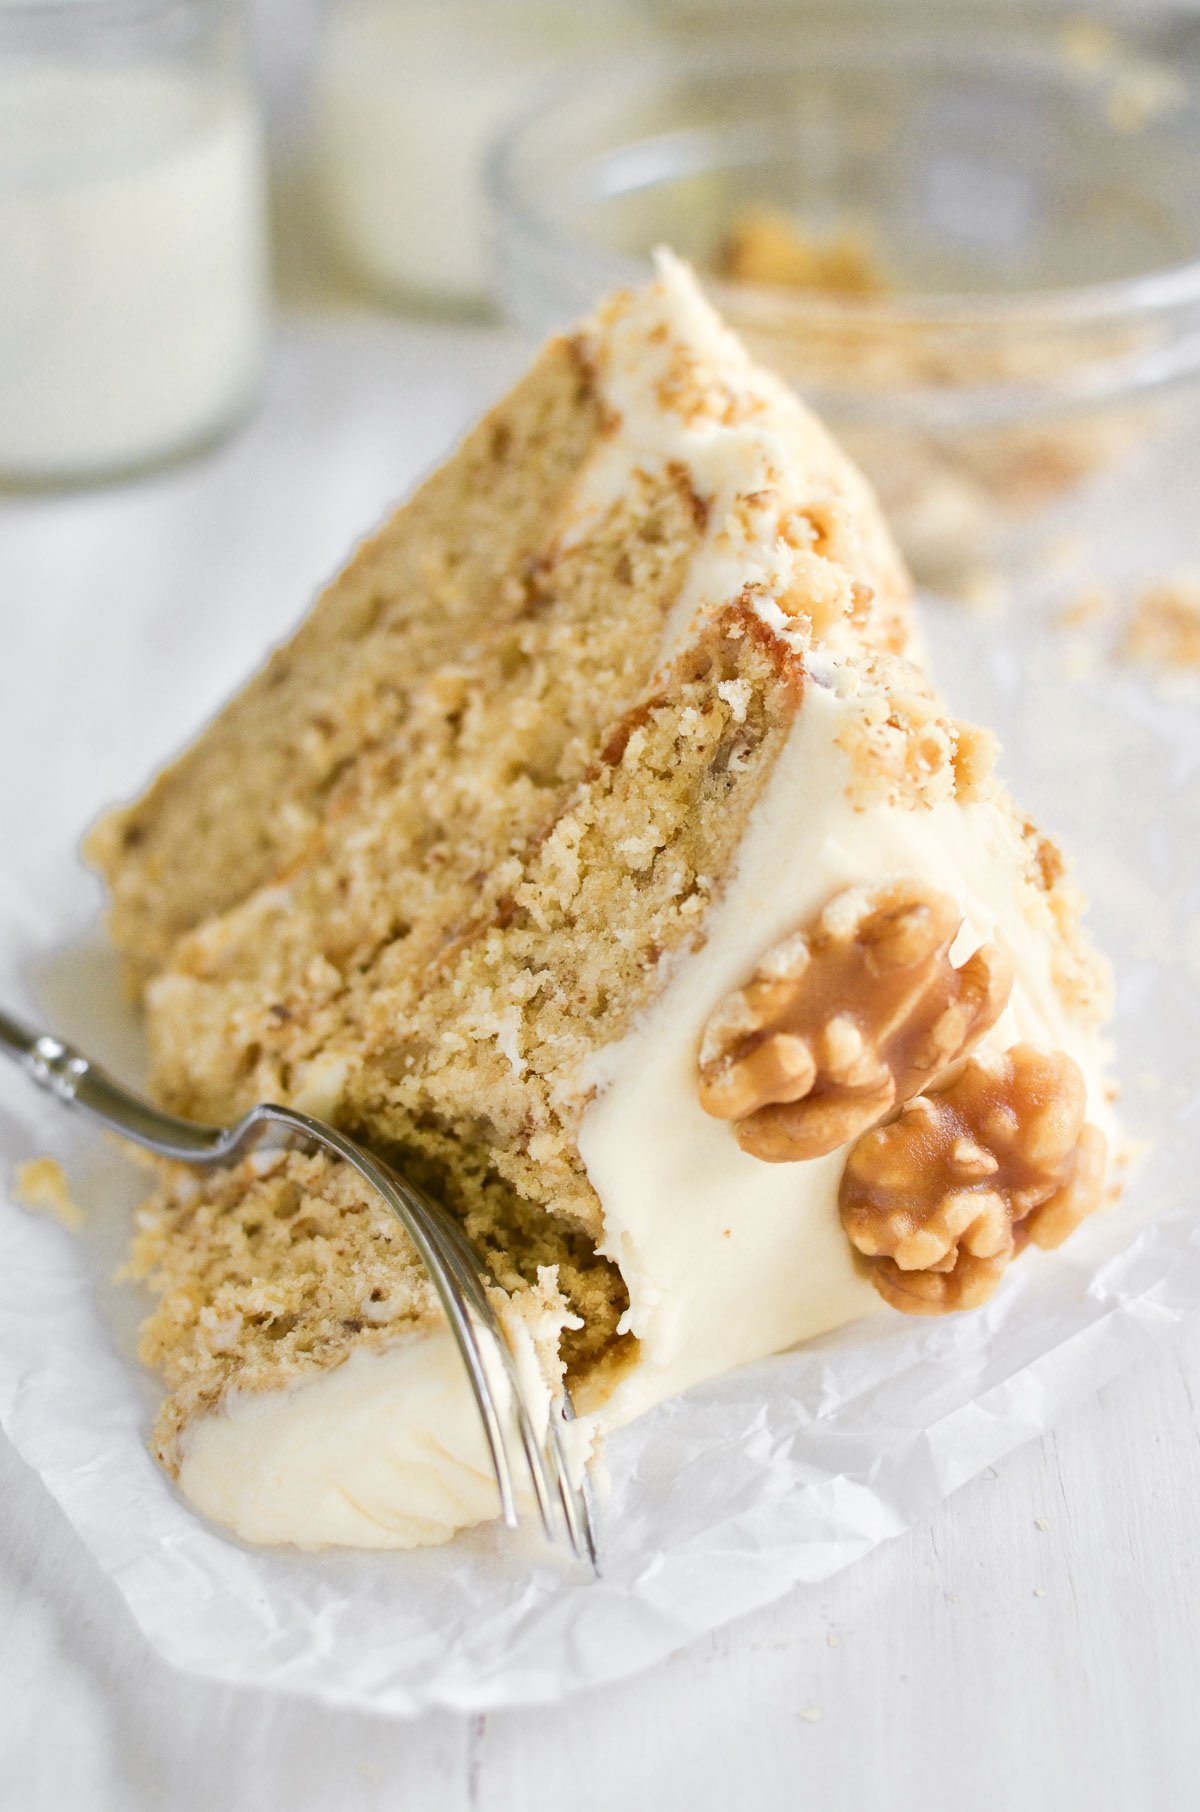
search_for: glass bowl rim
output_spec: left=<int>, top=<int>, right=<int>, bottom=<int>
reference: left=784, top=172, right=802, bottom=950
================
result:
left=487, top=24, right=1200, bottom=333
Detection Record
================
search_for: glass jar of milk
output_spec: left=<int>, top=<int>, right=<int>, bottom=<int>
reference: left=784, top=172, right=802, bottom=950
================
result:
left=0, top=0, right=270, bottom=486
left=312, top=0, right=651, bottom=312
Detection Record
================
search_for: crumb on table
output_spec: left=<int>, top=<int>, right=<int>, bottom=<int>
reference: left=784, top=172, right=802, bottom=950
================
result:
left=12, top=1156, right=85, bottom=1230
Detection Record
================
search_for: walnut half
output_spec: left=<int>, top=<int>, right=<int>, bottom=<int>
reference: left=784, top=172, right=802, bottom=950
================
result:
left=839, top=1044, right=1108, bottom=1315
left=697, top=880, right=1012, bottom=1161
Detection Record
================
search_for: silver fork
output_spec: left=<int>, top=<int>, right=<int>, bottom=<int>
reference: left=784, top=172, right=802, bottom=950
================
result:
left=0, top=1007, right=597, bottom=1571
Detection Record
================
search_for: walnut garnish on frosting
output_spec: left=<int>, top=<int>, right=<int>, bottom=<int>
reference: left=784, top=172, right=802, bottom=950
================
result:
left=697, top=880, right=1012, bottom=1161
left=839, top=1044, right=1108, bottom=1315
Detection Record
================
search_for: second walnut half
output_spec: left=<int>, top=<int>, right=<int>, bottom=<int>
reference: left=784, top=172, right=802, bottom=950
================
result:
left=839, top=1044, right=1109, bottom=1314
left=697, top=879, right=1013, bottom=1161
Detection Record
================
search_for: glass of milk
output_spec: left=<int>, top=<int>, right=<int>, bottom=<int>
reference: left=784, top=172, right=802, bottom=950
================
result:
left=0, top=0, right=270, bottom=486
left=312, top=0, right=652, bottom=312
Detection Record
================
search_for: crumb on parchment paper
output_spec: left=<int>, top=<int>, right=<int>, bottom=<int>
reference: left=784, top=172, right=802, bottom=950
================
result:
left=1120, top=571, right=1200, bottom=671
left=1057, top=571, right=1200, bottom=676
left=12, top=1156, right=85, bottom=1230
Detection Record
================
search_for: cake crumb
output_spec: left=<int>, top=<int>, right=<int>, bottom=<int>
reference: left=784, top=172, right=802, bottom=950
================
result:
left=1033, top=1585, right=1047, bottom=1598
left=1034, top=1516, right=1051, bottom=1532
left=718, top=207, right=890, bottom=297
left=826, top=1632, right=840, bottom=1648
left=1119, top=572, right=1200, bottom=671
left=798, top=1706, right=824, bottom=1723
left=12, top=1157, right=84, bottom=1230
left=716, top=678, right=752, bottom=723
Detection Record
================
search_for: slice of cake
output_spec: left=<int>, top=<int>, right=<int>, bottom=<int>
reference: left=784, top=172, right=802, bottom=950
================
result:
left=94, top=257, right=1115, bottom=1551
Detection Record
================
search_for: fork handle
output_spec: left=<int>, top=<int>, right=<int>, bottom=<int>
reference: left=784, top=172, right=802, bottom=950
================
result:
left=0, top=1006, right=229, bottom=1159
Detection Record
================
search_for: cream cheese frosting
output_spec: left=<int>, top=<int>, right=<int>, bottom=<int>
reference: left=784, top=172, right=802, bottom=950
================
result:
left=178, top=1272, right=588, bottom=1549
left=179, top=1327, right=505, bottom=1548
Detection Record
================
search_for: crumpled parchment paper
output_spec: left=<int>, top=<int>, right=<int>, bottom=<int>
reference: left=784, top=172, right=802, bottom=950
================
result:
left=2, top=598, right=1198, bottom=1717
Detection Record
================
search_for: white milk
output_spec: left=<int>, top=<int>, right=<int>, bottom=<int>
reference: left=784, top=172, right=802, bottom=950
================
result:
left=312, top=0, right=647, bottom=308
left=0, top=65, right=269, bottom=482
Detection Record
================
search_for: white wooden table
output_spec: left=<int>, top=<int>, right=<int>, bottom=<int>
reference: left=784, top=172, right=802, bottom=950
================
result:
left=4, top=1327, right=1198, bottom=1808
left=2, top=311, right=1198, bottom=1812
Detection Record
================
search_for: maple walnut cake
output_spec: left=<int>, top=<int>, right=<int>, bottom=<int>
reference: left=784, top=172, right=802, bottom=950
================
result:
left=88, top=256, right=1115, bottom=1550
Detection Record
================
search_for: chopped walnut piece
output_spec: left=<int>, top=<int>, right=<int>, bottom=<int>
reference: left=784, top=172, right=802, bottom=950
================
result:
left=952, top=720, right=998, bottom=801
left=698, top=880, right=1013, bottom=1161
left=839, top=1045, right=1108, bottom=1315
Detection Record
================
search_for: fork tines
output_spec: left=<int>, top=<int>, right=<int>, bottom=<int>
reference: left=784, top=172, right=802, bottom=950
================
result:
left=283, top=1112, right=598, bottom=1571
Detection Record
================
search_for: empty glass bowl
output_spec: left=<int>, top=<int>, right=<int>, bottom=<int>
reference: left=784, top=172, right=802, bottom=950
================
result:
left=488, top=19, right=1200, bottom=588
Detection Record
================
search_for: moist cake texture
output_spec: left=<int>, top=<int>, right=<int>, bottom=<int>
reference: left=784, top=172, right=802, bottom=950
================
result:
left=96, top=256, right=1114, bottom=1550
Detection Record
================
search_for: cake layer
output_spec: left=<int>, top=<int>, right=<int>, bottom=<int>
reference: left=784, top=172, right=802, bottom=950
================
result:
left=85, top=338, right=605, bottom=985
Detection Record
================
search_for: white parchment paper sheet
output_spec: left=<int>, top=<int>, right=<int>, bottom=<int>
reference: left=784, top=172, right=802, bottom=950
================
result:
left=1, top=390, right=1198, bottom=1713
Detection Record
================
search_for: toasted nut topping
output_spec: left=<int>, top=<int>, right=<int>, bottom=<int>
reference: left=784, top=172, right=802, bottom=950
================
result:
left=839, top=1044, right=1108, bottom=1315
left=698, top=880, right=1013, bottom=1161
